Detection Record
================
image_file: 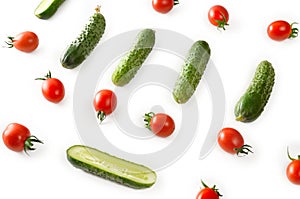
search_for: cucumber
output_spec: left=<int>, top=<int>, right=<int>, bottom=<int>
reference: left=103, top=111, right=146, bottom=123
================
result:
left=172, top=40, right=211, bottom=104
left=60, top=6, right=106, bottom=69
left=234, top=60, right=275, bottom=122
left=34, top=0, right=65, bottom=19
left=66, top=145, right=157, bottom=189
left=111, top=29, right=155, bottom=86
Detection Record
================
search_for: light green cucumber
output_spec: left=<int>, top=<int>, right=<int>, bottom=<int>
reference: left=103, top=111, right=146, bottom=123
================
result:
left=172, top=40, right=211, bottom=104
left=66, top=145, right=157, bottom=189
left=111, top=29, right=155, bottom=86
left=34, top=0, right=65, bottom=19
left=234, top=60, right=275, bottom=122
left=60, top=6, right=106, bottom=69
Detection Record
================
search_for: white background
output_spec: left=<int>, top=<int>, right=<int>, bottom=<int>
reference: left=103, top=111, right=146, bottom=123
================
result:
left=1, top=0, right=300, bottom=198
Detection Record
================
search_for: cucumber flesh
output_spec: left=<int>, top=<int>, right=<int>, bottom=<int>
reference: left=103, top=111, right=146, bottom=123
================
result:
left=34, top=0, right=65, bottom=19
left=67, top=145, right=156, bottom=189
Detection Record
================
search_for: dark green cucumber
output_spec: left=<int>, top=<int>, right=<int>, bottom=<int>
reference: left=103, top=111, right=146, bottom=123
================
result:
left=34, top=0, right=65, bottom=19
left=172, top=40, right=211, bottom=104
left=234, top=60, right=275, bottom=122
left=60, top=6, right=106, bottom=69
left=111, top=29, right=155, bottom=86
left=66, top=145, right=157, bottom=189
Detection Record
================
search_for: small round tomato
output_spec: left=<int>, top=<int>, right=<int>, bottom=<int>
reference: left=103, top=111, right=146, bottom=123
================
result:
left=5, top=31, right=39, bottom=52
left=36, top=71, right=65, bottom=103
left=93, top=89, right=117, bottom=123
left=217, top=127, right=252, bottom=156
left=208, top=5, right=229, bottom=30
left=144, top=112, right=175, bottom=137
left=152, top=0, right=179, bottom=14
left=2, top=123, right=43, bottom=154
left=267, top=20, right=298, bottom=41
left=196, top=180, right=222, bottom=199
left=286, top=148, right=300, bottom=185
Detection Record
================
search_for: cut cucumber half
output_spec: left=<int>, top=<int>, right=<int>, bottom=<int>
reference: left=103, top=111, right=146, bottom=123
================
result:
left=66, top=145, right=157, bottom=189
left=34, top=0, right=65, bottom=19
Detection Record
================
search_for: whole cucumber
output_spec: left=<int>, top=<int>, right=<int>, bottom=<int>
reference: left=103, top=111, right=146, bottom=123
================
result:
left=111, top=29, right=155, bottom=86
left=60, top=6, right=106, bottom=69
left=172, top=40, right=211, bottom=104
left=234, top=60, right=275, bottom=122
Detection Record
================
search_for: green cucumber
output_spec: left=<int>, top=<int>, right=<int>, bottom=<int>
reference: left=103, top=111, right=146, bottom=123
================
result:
left=172, top=40, right=211, bottom=104
left=66, top=145, right=157, bottom=189
left=34, top=0, right=65, bottom=19
left=60, top=6, right=106, bottom=69
left=111, top=29, right=155, bottom=86
left=234, top=60, right=275, bottom=122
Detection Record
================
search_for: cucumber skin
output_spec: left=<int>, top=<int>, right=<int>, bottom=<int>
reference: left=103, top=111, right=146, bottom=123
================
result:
left=60, top=10, right=106, bottom=69
left=34, top=0, right=65, bottom=19
left=66, top=145, right=156, bottom=189
left=111, top=29, right=155, bottom=86
left=172, top=40, right=211, bottom=104
left=234, top=60, right=275, bottom=122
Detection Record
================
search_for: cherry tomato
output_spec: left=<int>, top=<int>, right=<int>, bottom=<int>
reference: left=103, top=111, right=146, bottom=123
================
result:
left=208, top=5, right=229, bottom=30
left=217, top=127, right=252, bottom=156
left=5, top=31, right=39, bottom=52
left=196, top=180, right=222, bottom=199
left=286, top=148, right=300, bottom=185
left=152, top=0, right=179, bottom=14
left=144, top=112, right=175, bottom=137
left=2, top=123, right=43, bottom=154
left=93, top=89, right=117, bottom=123
left=267, top=20, right=298, bottom=41
left=36, top=71, right=65, bottom=103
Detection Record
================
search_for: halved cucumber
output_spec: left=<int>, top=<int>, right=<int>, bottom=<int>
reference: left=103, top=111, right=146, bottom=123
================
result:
left=66, top=145, right=157, bottom=189
left=34, top=0, right=65, bottom=19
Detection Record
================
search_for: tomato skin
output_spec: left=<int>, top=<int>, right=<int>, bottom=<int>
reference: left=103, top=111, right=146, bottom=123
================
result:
left=208, top=5, right=229, bottom=30
left=144, top=112, right=175, bottom=137
left=2, top=123, right=31, bottom=152
left=152, top=0, right=176, bottom=14
left=196, top=187, right=220, bottom=199
left=11, top=31, right=39, bottom=52
left=286, top=160, right=300, bottom=185
left=93, top=89, right=117, bottom=122
left=218, top=127, right=244, bottom=154
left=267, top=20, right=294, bottom=41
left=42, top=78, right=65, bottom=103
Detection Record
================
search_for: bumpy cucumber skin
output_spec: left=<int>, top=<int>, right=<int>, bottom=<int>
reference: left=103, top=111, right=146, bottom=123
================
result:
left=66, top=145, right=156, bottom=189
left=111, top=29, right=155, bottom=86
left=60, top=10, right=106, bottom=69
left=234, top=60, right=275, bottom=122
left=34, top=0, right=65, bottom=19
left=172, top=40, right=211, bottom=104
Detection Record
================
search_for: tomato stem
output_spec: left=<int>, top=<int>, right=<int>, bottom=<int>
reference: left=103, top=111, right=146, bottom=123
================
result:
left=24, top=135, right=44, bottom=155
left=3, top=36, right=14, bottom=48
left=201, top=180, right=223, bottom=197
left=144, top=112, right=155, bottom=130
left=174, top=0, right=179, bottom=5
left=289, top=22, right=298, bottom=39
left=234, top=144, right=253, bottom=156
left=287, top=147, right=297, bottom=161
left=97, top=111, right=106, bottom=123
left=35, top=70, right=52, bottom=81
left=215, top=13, right=229, bottom=31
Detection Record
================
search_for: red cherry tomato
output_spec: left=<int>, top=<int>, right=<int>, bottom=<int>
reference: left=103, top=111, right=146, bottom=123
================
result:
left=36, top=71, right=65, bottom=103
left=152, top=0, right=179, bottom=14
left=2, top=123, right=43, bottom=154
left=144, top=112, right=175, bottom=137
left=217, top=127, right=253, bottom=156
left=208, top=5, right=229, bottom=30
left=93, top=89, right=117, bottom=122
left=286, top=148, right=300, bottom=185
left=267, top=20, right=298, bottom=41
left=5, top=31, right=39, bottom=52
left=196, top=180, right=222, bottom=199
